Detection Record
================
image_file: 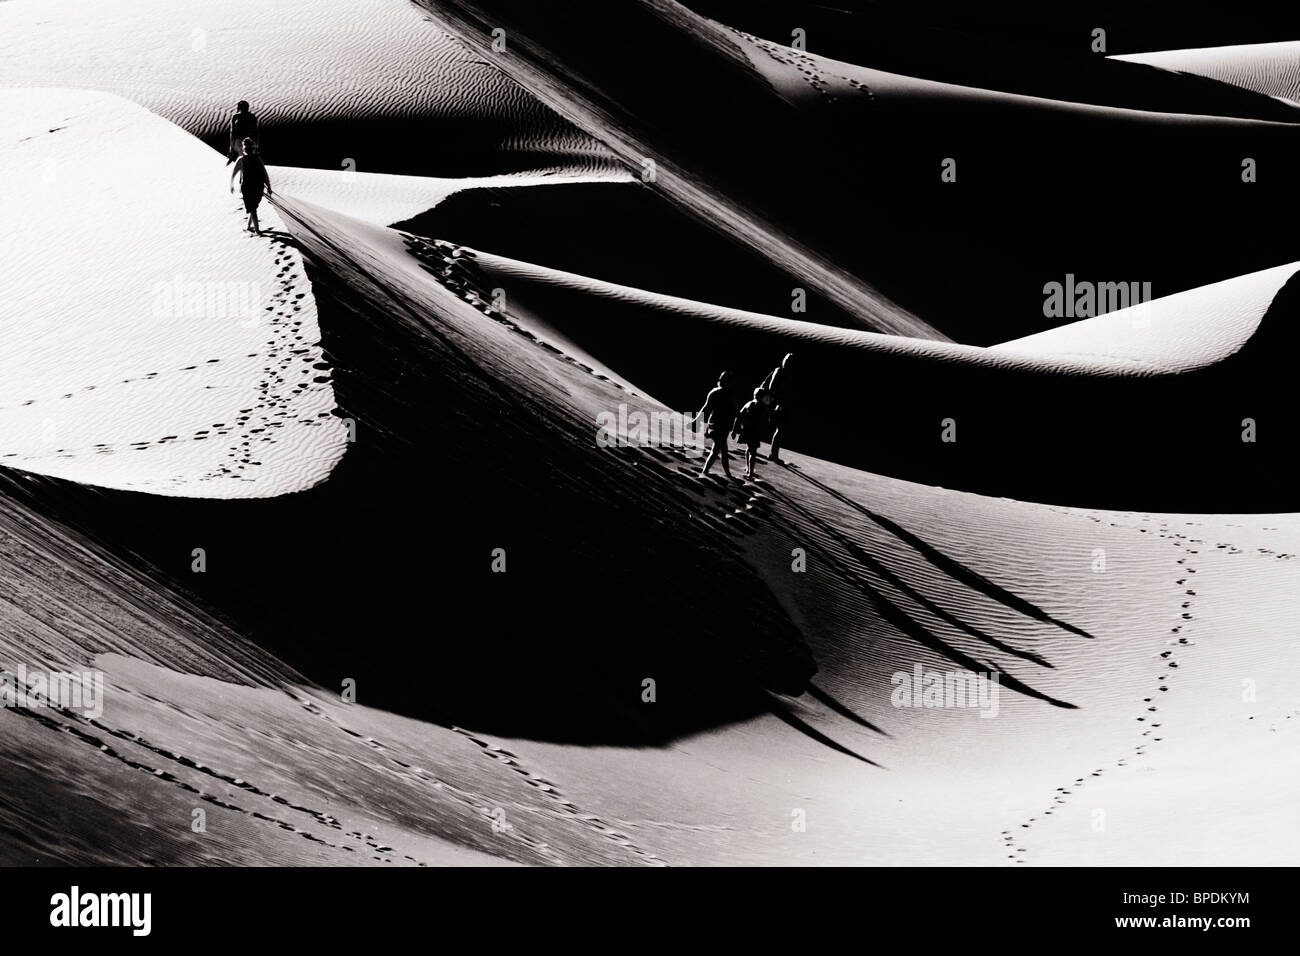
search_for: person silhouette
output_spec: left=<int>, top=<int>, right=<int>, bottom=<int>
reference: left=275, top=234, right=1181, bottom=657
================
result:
left=229, top=139, right=273, bottom=235
left=692, top=371, right=738, bottom=478
left=226, top=101, right=260, bottom=165
left=762, top=352, right=794, bottom=463
left=733, top=386, right=773, bottom=480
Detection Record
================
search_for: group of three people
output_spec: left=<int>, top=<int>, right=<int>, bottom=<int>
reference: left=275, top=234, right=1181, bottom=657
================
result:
left=693, top=353, right=794, bottom=481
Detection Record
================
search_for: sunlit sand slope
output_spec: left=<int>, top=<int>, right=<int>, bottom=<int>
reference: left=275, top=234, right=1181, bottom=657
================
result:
left=0, top=90, right=346, bottom=497
left=1116, top=42, right=1300, bottom=106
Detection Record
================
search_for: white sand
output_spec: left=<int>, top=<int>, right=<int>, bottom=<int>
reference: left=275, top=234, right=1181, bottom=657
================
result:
left=266, top=166, right=634, bottom=229
left=0, top=89, right=346, bottom=497
left=1116, top=42, right=1300, bottom=106
left=990, top=261, right=1297, bottom=372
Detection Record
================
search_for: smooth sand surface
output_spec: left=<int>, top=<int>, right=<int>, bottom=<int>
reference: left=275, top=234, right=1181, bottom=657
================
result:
left=0, top=0, right=618, bottom=177
left=266, top=166, right=635, bottom=230
left=0, top=89, right=346, bottom=497
left=1116, top=42, right=1300, bottom=106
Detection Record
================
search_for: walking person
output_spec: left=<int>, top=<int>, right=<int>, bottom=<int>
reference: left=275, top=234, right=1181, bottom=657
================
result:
left=762, top=352, right=794, bottom=463
left=230, top=139, right=273, bottom=235
left=733, top=387, right=773, bottom=481
left=692, top=371, right=738, bottom=478
left=226, top=101, right=260, bottom=164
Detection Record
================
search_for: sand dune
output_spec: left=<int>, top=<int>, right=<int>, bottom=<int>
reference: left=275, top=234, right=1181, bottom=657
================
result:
left=0, top=89, right=346, bottom=497
left=3, top=0, right=1298, bottom=871
left=457, top=241, right=1300, bottom=509
left=1115, top=42, right=1300, bottom=106
left=470, top=235, right=1297, bottom=376
left=2, top=187, right=1297, bottom=866
left=990, top=261, right=1298, bottom=371
left=686, top=0, right=1300, bottom=121
left=266, top=166, right=634, bottom=230
left=414, top=0, right=1300, bottom=345
left=0, top=0, right=617, bottom=177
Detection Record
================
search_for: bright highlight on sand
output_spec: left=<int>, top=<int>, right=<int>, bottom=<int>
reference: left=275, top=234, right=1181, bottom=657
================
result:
left=0, top=89, right=347, bottom=497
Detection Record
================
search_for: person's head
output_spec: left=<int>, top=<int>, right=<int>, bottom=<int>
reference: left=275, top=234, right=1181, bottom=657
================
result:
left=236, top=100, right=250, bottom=113
left=242, top=137, right=257, bottom=155
left=717, top=371, right=732, bottom=389
left=781, top=352, right=794, bottom=369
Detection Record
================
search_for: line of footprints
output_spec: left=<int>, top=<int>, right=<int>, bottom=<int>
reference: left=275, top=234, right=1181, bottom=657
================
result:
left=1002, top=514, right=1202, bottom=863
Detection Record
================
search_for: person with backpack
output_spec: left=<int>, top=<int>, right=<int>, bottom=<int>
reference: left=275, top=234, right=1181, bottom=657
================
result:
left=692, top=371, right=738, bottom=478
left=226, top=101, right=260, bottom=164
left=733, top=386, right=773, bottom=481
left=229, top=139, right=273, bottom=235
left=761, top=352, right=794, bottom=463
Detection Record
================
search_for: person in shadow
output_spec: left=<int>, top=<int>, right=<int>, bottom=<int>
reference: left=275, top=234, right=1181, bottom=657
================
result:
left=226, top=101, right=260, bottom=165
left=229, top=139, right=273, bottom=236
left=692, top=371, right=738, bottom=479
left=762, top=352, right=794, bottom=463
left=733, top=386, right=773, bottom=481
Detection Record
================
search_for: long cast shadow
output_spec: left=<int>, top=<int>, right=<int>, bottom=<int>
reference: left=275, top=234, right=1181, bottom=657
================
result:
left=785, top=464, right=1093, bottom=640
left=757, top=478, right=1078, bottom=710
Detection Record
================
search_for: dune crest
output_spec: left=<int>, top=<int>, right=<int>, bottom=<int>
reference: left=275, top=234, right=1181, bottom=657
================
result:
left=266, top=166, right=635, bottom=230
left=1116, top=42, right=1300, bottom=106
left=0, top=0, right=617, bottom=177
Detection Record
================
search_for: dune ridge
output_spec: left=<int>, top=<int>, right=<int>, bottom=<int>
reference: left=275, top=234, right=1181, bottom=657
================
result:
left=0, top=0, right=618, bottom=178
left=1116, top=42, right=1300, bottom=106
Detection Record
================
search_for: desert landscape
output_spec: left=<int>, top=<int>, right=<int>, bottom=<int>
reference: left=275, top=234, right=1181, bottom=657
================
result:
left=1, top=0, right=1298, bottom=870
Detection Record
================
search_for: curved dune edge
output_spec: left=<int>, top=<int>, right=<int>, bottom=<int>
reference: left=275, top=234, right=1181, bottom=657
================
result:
left=0, top=89, right=347, bottom=497
left=989, top=261, right=1300, bottom=371
left=1115, top=42, right=1300, bottom=106
left=266, top=166, right=636, bottom=230
left=0, top=0, right=617, bottom=177
left=467, top=246, right=1300, bottom=379
left=732, top=24, right=1299, bottom=131
left=683, top=1, right=1300, bottom=122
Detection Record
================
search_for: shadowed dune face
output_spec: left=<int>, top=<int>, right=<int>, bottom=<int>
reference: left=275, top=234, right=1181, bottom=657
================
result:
left=0, top=195, right=818, bottom=745
left=0, top=90, right=346, bottom=497
left=396, top=180, right=865, bottom=326
left=463, top=245, right=1300, bottom=512
left=0, top=0, right=618, bottom=177
left=414, top=0, right=1300, bottom=345
left=683, top=0, right=1300, bottom=120
left=846, top=0, right=1300, bottom=55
